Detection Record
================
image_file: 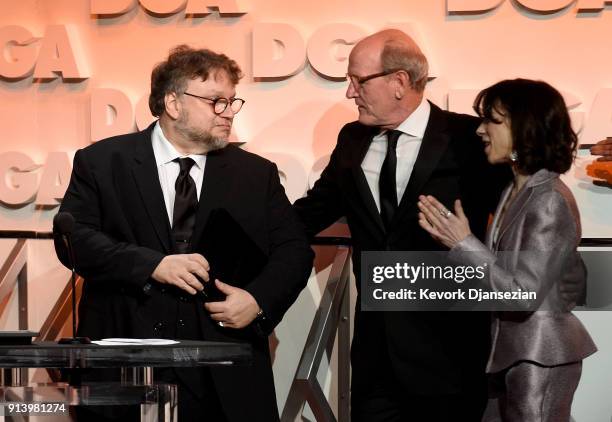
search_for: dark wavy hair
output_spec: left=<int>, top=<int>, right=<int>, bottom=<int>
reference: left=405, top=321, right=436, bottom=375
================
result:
left=149, top=45, right=243, bottom=117
left=473, top=78, right=577, bottom=174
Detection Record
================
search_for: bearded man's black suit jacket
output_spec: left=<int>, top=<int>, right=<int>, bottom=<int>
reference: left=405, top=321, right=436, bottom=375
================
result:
left=294, top=102, right=510, bottom=416
left=55, top=122, right=314, bottom=422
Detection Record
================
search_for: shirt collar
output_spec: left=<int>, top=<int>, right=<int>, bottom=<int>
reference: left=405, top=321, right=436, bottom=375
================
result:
left=394, top=98, right=430, bottom=139
left=151, top=121, right=206, bottom=169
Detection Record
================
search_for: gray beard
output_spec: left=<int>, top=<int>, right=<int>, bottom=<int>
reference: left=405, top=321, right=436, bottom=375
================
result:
left=176, top=112, right=229, bottom=153
left=182, top=127, right=228, bottom=153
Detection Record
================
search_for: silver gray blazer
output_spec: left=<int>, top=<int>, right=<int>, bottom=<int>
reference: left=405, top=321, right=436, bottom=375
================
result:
left=450, top=168, right=596, bottom=373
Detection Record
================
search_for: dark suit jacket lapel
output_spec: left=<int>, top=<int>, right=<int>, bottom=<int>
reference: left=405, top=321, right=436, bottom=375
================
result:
left=131, top=123, right=172, bottom=253
left=190, top=146, right=231, bottom=246
left=350, top=125, right=386, bottom=234
left=391, top=103, right=450, bottom=227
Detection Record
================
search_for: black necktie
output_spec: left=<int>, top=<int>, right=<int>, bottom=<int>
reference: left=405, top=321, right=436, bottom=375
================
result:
left=379, top=130, right=402, bottom=230
left=172, top=158, right=198, bottom=253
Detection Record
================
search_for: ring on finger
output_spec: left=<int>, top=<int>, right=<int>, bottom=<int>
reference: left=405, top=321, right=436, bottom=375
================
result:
left=439, top=208, right=452, bottom=219
left=218, top=321, right=224, bottom=328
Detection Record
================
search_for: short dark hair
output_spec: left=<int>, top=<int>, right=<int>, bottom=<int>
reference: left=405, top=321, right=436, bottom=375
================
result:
left=473, top=78, right=577, bottom=174
left=149, top=45, right=243, bottom=117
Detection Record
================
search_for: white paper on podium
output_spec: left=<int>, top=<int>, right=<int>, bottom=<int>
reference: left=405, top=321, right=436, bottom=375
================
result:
left=91, top=338, right=180, bottom=346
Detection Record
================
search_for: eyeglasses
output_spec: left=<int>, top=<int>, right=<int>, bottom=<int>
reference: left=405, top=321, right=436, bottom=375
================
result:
left=183, top=92, right=245, bottom=114
left=346, top=69, right=403, bottom=90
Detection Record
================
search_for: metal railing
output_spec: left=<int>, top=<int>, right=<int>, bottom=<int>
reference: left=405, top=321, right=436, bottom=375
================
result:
left=37, top=274, right=83, bottom=343
left=1, top=231, right=611, bottom=421
left=0, top=231, right=79, bottom=384
left=0, top=232, right=356, bottom=420
left=0, top=238, right=28, bottom=333
left=0, top=231, right=77, bottom=345
left=281, top=238, right=352, bottom=422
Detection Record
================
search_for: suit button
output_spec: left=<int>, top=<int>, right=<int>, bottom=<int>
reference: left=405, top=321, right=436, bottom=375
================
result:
left=180, top=295, right=188, bottom=302
left=153, top=322, right=165, bottom=332
left=160, top=287, right=166, bottom=293
left=178, top=319, right=185, bottom=327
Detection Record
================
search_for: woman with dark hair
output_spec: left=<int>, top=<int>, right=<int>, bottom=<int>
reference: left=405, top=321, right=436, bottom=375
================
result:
left=417, top=78, right=596, bottom=421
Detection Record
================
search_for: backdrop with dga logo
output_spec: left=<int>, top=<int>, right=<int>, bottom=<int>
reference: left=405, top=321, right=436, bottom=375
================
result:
left=1, top=1, right=611, bottom=421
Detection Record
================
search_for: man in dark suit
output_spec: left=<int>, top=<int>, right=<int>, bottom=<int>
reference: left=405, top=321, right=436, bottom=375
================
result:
left=55, top=45, right=313, bottom=421
left=294, top=30, right=509, bottom=421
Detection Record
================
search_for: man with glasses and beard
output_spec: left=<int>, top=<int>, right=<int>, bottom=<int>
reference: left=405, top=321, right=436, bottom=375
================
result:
left=55, top=45, right=313, bottom=422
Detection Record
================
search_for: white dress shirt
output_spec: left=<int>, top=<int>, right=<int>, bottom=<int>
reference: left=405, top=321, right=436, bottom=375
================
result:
left=361, top=99, right=431, bottom=211
left=151, top=122, right=207, bottom=226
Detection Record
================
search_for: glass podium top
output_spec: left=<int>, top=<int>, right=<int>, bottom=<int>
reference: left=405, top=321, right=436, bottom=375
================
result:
left=0, top=341, right=252, bottom=368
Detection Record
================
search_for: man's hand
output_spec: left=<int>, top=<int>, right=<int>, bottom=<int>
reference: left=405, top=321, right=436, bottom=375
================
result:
left=151, top=253, right=209, bottom=295
left=204, top=280, right=261, bottom=329
left=591, top=138, right=612, bottom=161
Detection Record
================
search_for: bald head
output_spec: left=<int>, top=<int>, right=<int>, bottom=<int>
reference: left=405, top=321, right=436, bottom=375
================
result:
left=350, top=29, right=429, bottom=92
left=354, top=29, right=418, bottom=52
left=345, top=29, right=429, bottom=129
